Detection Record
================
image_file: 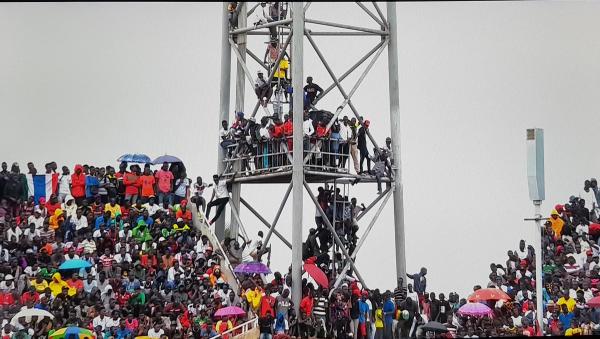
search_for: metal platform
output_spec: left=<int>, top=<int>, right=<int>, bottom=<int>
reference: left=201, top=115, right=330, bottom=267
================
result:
left=227, top=168, right=393, bottom=184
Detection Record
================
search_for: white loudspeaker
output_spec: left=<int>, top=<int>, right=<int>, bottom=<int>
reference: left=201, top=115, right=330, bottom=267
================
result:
left=527, top=128, right=545, bottom=202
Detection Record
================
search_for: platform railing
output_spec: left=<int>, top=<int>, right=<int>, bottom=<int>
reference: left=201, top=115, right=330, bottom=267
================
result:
left=222, top=136, right=351, bottom=177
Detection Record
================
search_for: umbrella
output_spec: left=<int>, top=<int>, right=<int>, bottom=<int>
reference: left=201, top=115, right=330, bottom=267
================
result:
left=467, top=288, right=511, bottom=303
left=304, top=263, right=328, bottom=288
left=59, top=259, right=92, bottom=270
left=152, top=155, right=183, bottom=165
left=421, top=321, right=448, bottom=333
left=10, top=308, right=54, bottom=325
left=214, top=306, right=246, bottom=318
left=234, top=261, right=271, bottom=275
left=117, top=153, right=152, bottom=164
left=49, top=327, right=95, bottom=339
left=457, top=303, right=494, bottom=318
left=587, top=296, right=600, bottom=308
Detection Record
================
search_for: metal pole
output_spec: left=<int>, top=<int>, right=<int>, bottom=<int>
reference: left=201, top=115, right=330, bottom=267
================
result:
left=240, top=197, right=293, bottom=249
left=357, top=186, right=392, bottom=221
left=534, top=200, right=545, bottom=335
left=386, top=2, right=407, bottom=284
left=305, top=18, right=388, bottom=36
left=372, top=2, right=388, bottom=28
left=313, top=40, right=386, bottom=105
left=230, top=3, right=247, bottom=239
left=231, top=18, right=293, bottom=35
left=291, top=1, right=305, bottom=318
left=247, top=31, right=382, bottom=36
left=356, top=2, right=384, bottom=27
left=216, top=2, right=232, bottom=240
left=261, top=183, right=293, bottom=249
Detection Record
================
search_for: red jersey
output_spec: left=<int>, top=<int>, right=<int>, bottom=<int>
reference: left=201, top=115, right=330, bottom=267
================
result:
left=71, top=166, right=86, bottom=198
left=272, top=124, right=284, bottom=138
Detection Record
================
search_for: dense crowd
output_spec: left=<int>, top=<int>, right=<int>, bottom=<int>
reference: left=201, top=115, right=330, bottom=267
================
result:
left=4, top=2, right=600, bottom=338
left=0, top=161, right=251, bottom=339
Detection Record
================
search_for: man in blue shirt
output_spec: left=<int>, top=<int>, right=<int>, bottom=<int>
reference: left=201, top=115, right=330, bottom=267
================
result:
left=558, top=304, right=575, bottom=332
left=114, top=320, right=132, bottom=339
left=357, top=291, right=370, bottom=339
left=382, top=291, right=395, bottom=339
left=407, top=267, right=427, bottom=306
left=95, top=211, right=112, bottom=230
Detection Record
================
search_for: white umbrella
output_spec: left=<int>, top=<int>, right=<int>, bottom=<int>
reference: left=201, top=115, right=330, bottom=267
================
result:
left=10, top=308, right=54, bottom=325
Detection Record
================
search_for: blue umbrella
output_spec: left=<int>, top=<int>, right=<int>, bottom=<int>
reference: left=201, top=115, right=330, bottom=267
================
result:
left=117, top=153, right=152, bottom=164
left=152, top=154, right=183, bottom=165
left=59, top=259, right=92, bottom=270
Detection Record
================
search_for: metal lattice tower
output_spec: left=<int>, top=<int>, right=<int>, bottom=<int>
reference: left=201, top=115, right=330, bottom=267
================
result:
left=217, top=1, right=406, bottom=315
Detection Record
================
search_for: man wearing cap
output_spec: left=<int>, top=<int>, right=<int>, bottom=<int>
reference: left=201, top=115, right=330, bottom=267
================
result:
left=175, top=199, right=192, bottom=224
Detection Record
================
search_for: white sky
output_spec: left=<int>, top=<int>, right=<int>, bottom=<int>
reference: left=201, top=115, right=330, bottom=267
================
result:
left=2, top=2, right=600, bottom=298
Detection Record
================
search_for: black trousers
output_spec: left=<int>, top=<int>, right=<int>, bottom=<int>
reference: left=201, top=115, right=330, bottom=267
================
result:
left=206, top=197, right=230, bottom=223
left=359, top=148, right=371, bottom=173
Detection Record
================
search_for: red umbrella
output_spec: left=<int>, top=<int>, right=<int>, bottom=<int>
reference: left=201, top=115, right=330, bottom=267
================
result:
left=587, top=296, right=600, bottom=308
left=304, top=263, right=328, bottom=288
left=467, top=288, right=511, bottom=303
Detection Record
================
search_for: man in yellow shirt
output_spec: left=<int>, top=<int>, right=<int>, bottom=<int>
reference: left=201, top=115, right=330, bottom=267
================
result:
left=104, top=197, right=122, bottom=218
left=557, top=291, right=576, bottom=313
left=550, top=209, right=564, bottom=239
left=30, top=275, right=49, bottom=293
left=565, top=320, right=583, bottom=336
left=245, top=286, right=263, bottom=312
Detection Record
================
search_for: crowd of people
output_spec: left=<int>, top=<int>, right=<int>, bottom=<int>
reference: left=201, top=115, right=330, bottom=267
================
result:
left=0, top=160, right=252, bottom=339
left=3, top=165, right=600, bottom=339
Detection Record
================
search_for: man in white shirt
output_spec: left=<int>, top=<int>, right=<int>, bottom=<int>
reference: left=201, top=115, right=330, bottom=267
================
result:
left=148, top=323, right=165, bottom=338
left=143, top=197, right=161, bottom=217
left=206, top=173, right=236, bottom=225
left=57, top=166, right=71, bottom=203
left=303, top=114, right=315, bottom=137
left=92, top=309, right=108, bottom=331
left=113, top=248, right=132, bottom=265
left=516, top=240, right=529, bottom=261
left=72, top=208, right=88, bottom=234
left=23, top=224, right=40, bottom=242
left=254, top=70, right=272, bottom=107
left=27, top=208, right=44, bottom=230
left=167, top=261, right=184, bottom=283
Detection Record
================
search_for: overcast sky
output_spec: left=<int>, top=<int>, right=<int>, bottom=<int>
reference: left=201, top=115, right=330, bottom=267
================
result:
left=2, top=1, right=600, bottom=297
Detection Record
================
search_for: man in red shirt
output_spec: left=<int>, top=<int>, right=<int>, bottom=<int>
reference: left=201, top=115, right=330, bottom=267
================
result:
left=124, top=165, right=141, bottom=204
left=20, top=285, right=39, bottom=304
left=299, top=288, right=314, bottom=338
left=175, top=200, right=192, bottom=224
left=283, top=113, right=293, bottom=156
left=260, top=285, right=276, bottom=318
left=67, top=273, right=84, bottom=292
left=139, top=166, right=156, bottom=203
left=155, top=163, right=174, bottom=206
left=71, top=164, right=86, bottom=205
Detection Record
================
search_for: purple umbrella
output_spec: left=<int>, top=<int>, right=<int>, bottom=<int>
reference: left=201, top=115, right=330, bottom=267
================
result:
left=457, top=302, right=494, bottom=318
left=214, top=306, right=246, bottom=318
left=234, top=261, right=271, bottom=274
